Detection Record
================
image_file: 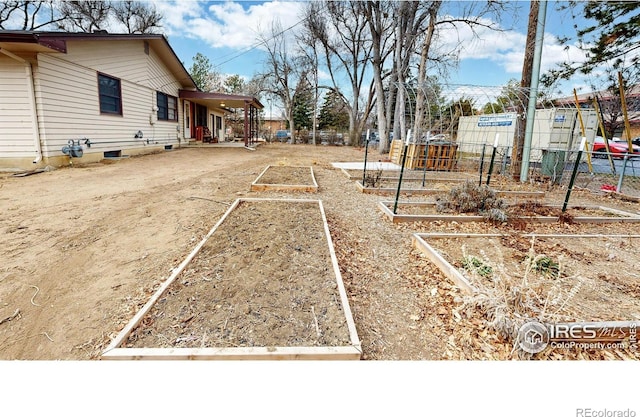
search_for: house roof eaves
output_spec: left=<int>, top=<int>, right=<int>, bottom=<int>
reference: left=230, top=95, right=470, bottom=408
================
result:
left=0, top=31, right=198, bottom=89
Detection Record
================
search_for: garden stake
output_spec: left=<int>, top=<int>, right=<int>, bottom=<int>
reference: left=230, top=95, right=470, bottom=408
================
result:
left=478, top=144, right=486, bottom=186
left=393, top=129, right=411, bottom=215
left=486, top=134, right=499, bottom=186
left=616, top=155, right=629, bottom=193
left=501, top=146, right=510, bottom=175
left=362, top=129, right=370, bottom=186
left=562, top=137, right=586, bottom=212
left=421, top=132, right=430, bottom=188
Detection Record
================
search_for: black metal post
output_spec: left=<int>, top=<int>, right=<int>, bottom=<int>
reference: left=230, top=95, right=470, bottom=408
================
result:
left=393, top=142, right=410, bottom=215
left=562, top=142, right=585, bottom=212
left=478, top=144, right=486, bottom=186
left=362, top=130, right=370, bottom=186
left=486, top=145, right=498, bottom=186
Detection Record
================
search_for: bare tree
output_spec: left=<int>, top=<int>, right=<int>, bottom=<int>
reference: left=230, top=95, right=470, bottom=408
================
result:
left=112, top=0, right=162, bottom=34
left=258, top=20, right=307, bottom=142
left=415, top=2, right=509, bottom=141
left=363, top=1, right=395, bottom=152
left=1, top=0, right=163, bottom=34
left=0, top=0, right=65, bottom=30
left=58, top=1, right=111, bottom=33
left=364, top=1, right=511, bottom=152
left=303, top=1, right=375, bottom=146
left=411, top=2, right=441, bottom=144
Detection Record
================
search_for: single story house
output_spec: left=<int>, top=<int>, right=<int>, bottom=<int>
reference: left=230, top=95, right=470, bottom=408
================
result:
left=0, top=31, right=263, bottom=170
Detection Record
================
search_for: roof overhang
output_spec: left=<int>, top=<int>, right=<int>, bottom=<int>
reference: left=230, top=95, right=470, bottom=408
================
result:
left=0, top=31, right=197, bottom=89
left=179, top=90, right=264, bottom=110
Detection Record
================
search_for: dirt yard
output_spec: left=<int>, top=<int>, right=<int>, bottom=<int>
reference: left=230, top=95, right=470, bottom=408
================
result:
left=1, top=142, right=639, bottom=360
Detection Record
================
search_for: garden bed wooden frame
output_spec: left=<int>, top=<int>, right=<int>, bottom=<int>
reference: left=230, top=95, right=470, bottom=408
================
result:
left=411, top=232, right=640, bottom=341
left=340, top=167, right=469, bottom=182
left=250, top=165, right=318, bottom=192
left=379, top=201, right=640, bottom=224
left=101, top=198, right=361, bottom=360
left=356, top=180, right=545, bottom=198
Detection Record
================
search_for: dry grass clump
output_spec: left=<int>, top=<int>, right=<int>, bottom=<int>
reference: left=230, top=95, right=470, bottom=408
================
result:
left=436, top=180, right=507, bottom=222
left=455, top=237, right=581, bottom=358
left=363, top=169, right=383, bottom=187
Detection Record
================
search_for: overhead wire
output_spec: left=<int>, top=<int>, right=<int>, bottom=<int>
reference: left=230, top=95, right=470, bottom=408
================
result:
left=208, top=1, right=329, bottom=70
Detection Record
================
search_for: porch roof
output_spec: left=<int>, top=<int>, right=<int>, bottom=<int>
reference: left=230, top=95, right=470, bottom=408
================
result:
left=178, top=90, right=264, bottom=111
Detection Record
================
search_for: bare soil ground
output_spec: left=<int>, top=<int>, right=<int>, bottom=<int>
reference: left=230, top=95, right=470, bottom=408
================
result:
left=1, top=142, right=638, bottom=360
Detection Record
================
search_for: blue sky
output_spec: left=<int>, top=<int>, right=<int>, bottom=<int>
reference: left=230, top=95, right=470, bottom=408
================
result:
left=152, top=1, right=610, bottom=100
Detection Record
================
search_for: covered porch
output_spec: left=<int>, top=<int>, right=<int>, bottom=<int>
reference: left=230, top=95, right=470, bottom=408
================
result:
left=179, top=90, right=264, bottom=147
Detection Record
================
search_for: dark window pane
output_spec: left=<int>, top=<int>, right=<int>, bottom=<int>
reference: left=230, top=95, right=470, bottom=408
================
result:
left=168, top=96, right=177, bottom=121
left=98, top=73, right=121, bottom=114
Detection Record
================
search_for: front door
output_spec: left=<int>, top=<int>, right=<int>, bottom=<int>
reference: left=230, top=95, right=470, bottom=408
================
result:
left=184, top=102, right=191, bottom=139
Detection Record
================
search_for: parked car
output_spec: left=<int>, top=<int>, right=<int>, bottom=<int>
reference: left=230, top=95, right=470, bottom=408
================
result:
left=418, top=133, right=449, bottom=144
left=361, top=131, right=379, bottom=146
left=592, top=136, right=640, bottom=158
left=275, top=130, right=291, bottom=141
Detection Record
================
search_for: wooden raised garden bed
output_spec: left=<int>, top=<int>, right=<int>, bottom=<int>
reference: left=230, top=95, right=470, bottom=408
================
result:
left=410, top=232, right=640, bottom=343
left=356, top=180, right=545, bottom=199
left=251, top=165, right=318, bottom=192
left=379, top=201, right=640, bottom=224
left=340, top=168, right=470, bottom=182
left=102, top=198, right=361, bottom=360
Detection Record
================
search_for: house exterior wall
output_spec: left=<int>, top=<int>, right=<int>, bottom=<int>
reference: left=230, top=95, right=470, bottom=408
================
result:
left=32, top=40, right=181, bottom=165
left=0, top=56, right=39, bottom=166
left=0, top=39, right=188, bottom=169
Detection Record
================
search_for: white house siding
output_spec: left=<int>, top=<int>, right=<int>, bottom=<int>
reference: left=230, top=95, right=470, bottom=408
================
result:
left=0, top=56, right=37, bottom=159
left=33, top=40, right=181, bottom=161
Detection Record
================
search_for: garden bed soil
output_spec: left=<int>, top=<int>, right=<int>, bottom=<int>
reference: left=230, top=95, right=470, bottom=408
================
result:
left=250, top=165, right=318, bottom=192
left=356, top=180, right=545, bottom=199
left=379, top=201, right=640, bottom=224
left=109, top=199, right=358, bottom=358
left=344, top=168, right=472, bottom=182
left=410, top=232, right=640, bottom=358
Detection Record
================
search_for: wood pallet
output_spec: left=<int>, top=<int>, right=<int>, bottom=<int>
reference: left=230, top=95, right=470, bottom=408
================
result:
left=389, top=140, right=458, bottom=170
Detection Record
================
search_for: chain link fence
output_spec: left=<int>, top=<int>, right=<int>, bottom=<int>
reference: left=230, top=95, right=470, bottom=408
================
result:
left=385, top=82, right=640, bottom=199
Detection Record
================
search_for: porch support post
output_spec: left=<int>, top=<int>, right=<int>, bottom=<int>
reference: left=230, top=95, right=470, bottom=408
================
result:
left=244, top=100, right=249, bottom=147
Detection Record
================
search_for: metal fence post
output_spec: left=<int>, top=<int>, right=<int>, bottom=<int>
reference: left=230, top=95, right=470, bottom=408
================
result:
left=616, top=155, right=629, bottom=193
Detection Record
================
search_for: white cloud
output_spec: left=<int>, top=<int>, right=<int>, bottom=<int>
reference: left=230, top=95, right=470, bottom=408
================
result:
left=153, top=0, right=206, bottom=35
left=155, top=0, right=303, bottom=49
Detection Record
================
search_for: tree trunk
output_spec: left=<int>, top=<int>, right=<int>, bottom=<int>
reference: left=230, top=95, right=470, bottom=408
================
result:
left=413, top=2, right=440, bottom=143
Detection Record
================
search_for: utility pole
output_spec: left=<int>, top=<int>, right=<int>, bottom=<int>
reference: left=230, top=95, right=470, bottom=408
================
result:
left=511, top=0, right=539, bottom=181
left=519, top=0, right=547, bottom=182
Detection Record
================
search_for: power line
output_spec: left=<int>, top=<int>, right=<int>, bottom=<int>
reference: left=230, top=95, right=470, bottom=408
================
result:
left=209, top=2, right=326, bottom=70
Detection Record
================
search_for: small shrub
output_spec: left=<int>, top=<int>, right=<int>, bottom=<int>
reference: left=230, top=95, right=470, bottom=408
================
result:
left=461, top=255, right=493, bottom=277
left=436, top=180, right=507, bottom=221
left=364, top=169, right=383, bottom=188
left=525, top=254, right=561, bottom=279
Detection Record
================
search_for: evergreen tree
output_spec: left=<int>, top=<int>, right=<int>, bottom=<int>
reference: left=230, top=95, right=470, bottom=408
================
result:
left=543, top=1, right=640, bottom=84
left=292, top=82, right=313, bottom=131
left=189, top=53, right=213, bottom=92
left=318, top=89, right=349, bottom=131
